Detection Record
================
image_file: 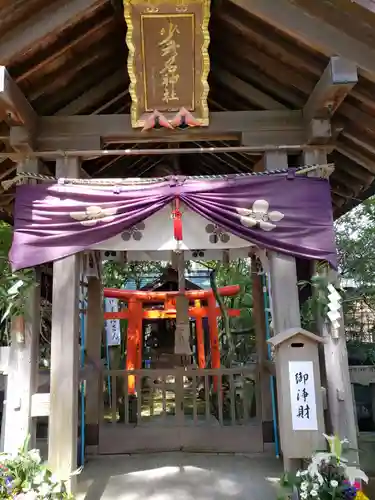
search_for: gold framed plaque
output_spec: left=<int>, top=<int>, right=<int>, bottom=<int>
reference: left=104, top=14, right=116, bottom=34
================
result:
left=124, top=0, right=211, bottom=128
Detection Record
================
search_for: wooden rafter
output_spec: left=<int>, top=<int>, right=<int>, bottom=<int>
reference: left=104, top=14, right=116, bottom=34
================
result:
left=229, top=0, right=375, bottom=81
left=214, top=67, right=286, bottom=110
left=0, top=0, right=104, bottom=64
left=303, top=57, right=358, bottom=122
left=55, top=71, right=126, bottom=116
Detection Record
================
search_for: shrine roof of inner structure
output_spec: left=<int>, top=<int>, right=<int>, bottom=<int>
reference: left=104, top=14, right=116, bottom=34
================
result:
left=1, top=0, right=375, bottom=222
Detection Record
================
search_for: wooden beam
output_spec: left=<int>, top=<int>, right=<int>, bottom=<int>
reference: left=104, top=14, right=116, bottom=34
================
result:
left=10, top=126, right=102, bottom=153
left=11, top=110, right=307, bottom=148
left=55, top=71, right=126, bottom=116
left=0, top=66, right=37, bottom=131
left=304, top=57, right=358, bottom=123
left=0, top=0, right=103, bottom=65
left=214, top=67, right=286, bottom=110
left=230, top=0, right=375, bottom=81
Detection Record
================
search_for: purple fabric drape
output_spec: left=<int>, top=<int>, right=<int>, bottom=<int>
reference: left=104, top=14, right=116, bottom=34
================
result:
left=10, top=174, right=337, bottom=270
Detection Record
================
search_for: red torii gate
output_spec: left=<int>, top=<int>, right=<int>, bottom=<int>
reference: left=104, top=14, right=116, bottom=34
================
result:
left=103, top=285, right=240, bottom=393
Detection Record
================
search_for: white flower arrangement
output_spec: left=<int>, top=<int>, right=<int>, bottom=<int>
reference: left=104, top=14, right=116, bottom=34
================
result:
left=277, top=434, right=368, bottom=500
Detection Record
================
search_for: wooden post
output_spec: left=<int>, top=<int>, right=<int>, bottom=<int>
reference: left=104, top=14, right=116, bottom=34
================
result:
left=302, top=149, right=359, bottom=463
left=2, top=159, right=41, bottom=454
left=85, top=276, right=102, bottom=450
left=324, top=273, right=359, bottom=464
left=48, top=158, right=80, bottom=489
left=264, top=151, right=301, bottom=471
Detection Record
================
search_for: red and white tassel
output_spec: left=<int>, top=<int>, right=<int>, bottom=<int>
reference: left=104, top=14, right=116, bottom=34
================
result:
left=172, top=198, right=183, bottom=241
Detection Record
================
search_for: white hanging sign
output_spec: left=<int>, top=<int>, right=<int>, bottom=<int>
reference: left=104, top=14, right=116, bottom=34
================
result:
left=289, top=361, right=318, bottom=431
left=105, top=298, right=121, bottom=347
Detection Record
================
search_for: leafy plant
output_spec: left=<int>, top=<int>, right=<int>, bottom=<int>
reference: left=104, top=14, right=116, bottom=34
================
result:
left=0, top=222, right=35, bottom=326
left=277, top=435, right=368, bottom=500
left=0, top=436, right=77, bottom=499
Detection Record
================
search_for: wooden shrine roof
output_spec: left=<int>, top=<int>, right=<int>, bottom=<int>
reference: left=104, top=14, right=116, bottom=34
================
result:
left=1, top=0, right=375, bottom=221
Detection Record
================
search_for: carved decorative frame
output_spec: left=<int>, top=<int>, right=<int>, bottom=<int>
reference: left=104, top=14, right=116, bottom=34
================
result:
left=123, top=0, right=210, bottom=128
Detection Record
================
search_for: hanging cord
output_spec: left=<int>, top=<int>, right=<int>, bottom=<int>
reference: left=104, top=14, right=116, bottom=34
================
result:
left=261, top=269, right=280, bottom=459
left=1, top=163, right=334, bottom=191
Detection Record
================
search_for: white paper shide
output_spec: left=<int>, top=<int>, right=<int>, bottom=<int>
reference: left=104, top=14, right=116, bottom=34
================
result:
left=105, top=298, right=121, bottom=346
left=289, top=361, right=318, bottom=431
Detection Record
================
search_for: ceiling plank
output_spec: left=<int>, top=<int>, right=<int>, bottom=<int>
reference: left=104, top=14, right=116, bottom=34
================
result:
left=0, top=0, right=104, bottom=64
left=15, top=17, right=112, bottom=84
left=303, top=57, right=358, bottom=122
left=214, top=67, right=286, bottom=110
left=55, top=71, right=126, bottom=116
left=229, top=0, right=375, bottom=81
left=0, top=66, right=37, bottom=132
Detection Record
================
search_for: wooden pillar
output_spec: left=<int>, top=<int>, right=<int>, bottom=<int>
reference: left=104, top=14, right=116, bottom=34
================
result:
left=252, top=257, right=272, bottom=442
left=2, top=159, right=41, bottom=454
left=48, top=158, right=80, bottom=489
left=264, top=151, right=301, bottom=471
left=194, top=300, right=206, bottom=369
left=323, top=284, right=359, bottom=464
left=303, top=150, right=359, bottom=463
left=85, top=276, right=102, bottom=450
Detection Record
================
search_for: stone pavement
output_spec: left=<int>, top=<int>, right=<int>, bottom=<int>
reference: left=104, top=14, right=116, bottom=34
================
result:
left=76, top=452, right=282, bottom=500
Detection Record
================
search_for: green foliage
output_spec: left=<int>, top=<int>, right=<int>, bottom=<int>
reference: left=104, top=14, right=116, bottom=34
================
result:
left=102, top=261, right=165, bottom=289
left=0, top=223, right=35, bottom=341
left=335, top=198, right=375, bottom=288
left=299, top=268, right=330, bottom=332
left=334, top=198, right=375, bottom=344
left=202, top=259, right=255, bottom=364
left=0, top=436, right=76, bottom=499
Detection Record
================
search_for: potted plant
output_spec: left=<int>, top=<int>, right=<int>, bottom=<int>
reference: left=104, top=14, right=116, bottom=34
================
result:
left=278, top=434, right=369, bottom=500
left=0, top=436, right=78, bottom=499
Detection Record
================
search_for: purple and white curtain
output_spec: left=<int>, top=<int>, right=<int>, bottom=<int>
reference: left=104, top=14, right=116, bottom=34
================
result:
left=9, top=173, right=337, bottom=270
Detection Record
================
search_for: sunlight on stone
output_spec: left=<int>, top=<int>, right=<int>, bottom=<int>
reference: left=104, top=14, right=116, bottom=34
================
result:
left=126, top=466, right=181, bottom=481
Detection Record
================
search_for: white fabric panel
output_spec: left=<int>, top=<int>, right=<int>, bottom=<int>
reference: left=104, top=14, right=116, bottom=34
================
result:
left=91, top=203, right=253, bottom=252
left=100, top=248, right=252, bottom=263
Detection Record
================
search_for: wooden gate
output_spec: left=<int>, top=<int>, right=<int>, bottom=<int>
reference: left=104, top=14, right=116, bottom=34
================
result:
left=98, top=365, right=264, bottom=454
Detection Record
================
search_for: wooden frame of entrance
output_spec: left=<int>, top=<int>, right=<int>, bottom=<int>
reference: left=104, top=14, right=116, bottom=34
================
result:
left=0, top=51, right=360, bottom=486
